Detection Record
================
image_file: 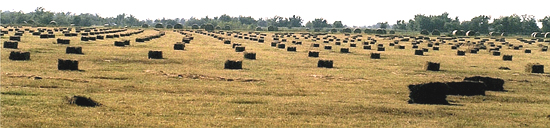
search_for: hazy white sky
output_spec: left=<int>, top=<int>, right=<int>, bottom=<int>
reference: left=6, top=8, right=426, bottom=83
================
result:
left=1, top=0, right=549, bottom=26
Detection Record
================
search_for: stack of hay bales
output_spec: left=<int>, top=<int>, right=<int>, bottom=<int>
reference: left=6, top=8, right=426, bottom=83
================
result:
left=235, top=46, right=246, bottom=52
left=244, top=52, right=256, bottom=59
left=148, top=51, right=163, bottom=59
left=408, top=82, right=449, bottom=104
left=174, top=43, right=185, bottom=50
left=317, top=59, right=333, bottom=68
left=425, top=61, right=440, bottom=71
left=526, top=63, right=544, bottom=73
left=3, top=40, right=18, bottom=49
left=308, top=50, right=319, bottom=57
left=370, top=52, right=380, bottom=59
left=224, top=60, right=242, bottom=69
left=66, top=47, right=83, bottom=54
left=58, top=59, right=79, bottom=70
left=9, top=51, right=30, bottom=60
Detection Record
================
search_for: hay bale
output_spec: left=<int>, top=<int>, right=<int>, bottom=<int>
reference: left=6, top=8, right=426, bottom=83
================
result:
left=66, top=95, right=101, bottom=107
left=9, top=51, right=30, bottom=60
left=287, top=46, right=297, bottom=52
left=244, top=52, right=256, bottom=59
left=466, top=31, right=476, bottom=36
left=353, top=28, right=362, bottom=33
left=342, top=28, right=352, bottom=33
left=363, top=45, right=371, bottom=50
left=148, top=50, right=163, bottom=59
left=502, top=55, right=512, bottom=61
left=324, top=45, right=332, bottom=50
left=81, top=36, right=89, bottom=41
left=3, top=40, right=18, bottom=49
left=452, top=30, right=465, bottom=36
left=191, top=24, right=199, bottom=29
left=56, top=38, right=70, bottom=44
left=114, top=41, right=126, bottom=46
left=464, top=76, right=505, bottom=91
left=317, top=59, right=333, bottom=68
left=58, top=59, right=79, bottom=70
left=174, top=43, right=185, bottom=50
left=340, top=48, right=350, bottom=53
left=457, top=50, right=465, bottom=56
left=154, top=23, right=164, bottom=28
left=431, top=29, right=440, bottom=35
left=446, top=81, right=486, bottom=96
left=420, top=29, right=430, bottom=35
left=66, top=47, right=83, bottom=54
left=415, top=50, right=424, bottom=55
left=370, top=52, right=380, bottom=59
left=224, top=60, right=242, bottom=69
left=223, top=40, right=231, bottom=44
left=408, top=82, right=449, bottom=104
left=526, top=63, right=544, bottom=73
left=10, top=36, right=21, bottom=41
left=163, top=24, right=172, bottom=29
left=174, top=24, right=184, bottom=29
left=375, top=29, right=386, bottom=34
left=308, top=50, right=319, bottom=57
left=492, top=51, right=500, bottom=56
left=425, top=61, right=440, bottom=71
left=277, top=43, right=286, bottom=49
left=235, top=46, right=246, bottom=52
left=433, top=46, right=440, bottom=51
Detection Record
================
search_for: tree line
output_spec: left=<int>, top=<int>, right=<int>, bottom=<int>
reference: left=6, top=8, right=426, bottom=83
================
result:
left=0, top=7, right=346, bottom=30
left=2, top=7, right=549, bottom=35
left=394, top=12, right=550, bottom=35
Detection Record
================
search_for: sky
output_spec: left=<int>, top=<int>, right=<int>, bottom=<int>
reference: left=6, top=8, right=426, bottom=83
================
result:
left=1, top=0, right=549, bottom=27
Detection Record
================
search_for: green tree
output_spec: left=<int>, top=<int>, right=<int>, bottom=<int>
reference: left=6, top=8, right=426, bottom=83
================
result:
left=491, top=14, right=522, bottom=34
left=310, top=18, right=329, bottom=28
left=540, top=16, right=550, bottom=32
left=333, top=21, right=344, bottom=28
left=520, top=14, right=540, bottom=34
left=379, top=22, right=388, bottom=29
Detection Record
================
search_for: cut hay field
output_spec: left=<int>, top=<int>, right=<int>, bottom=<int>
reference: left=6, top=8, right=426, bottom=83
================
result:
left=2, top=27, right=550, bottom=127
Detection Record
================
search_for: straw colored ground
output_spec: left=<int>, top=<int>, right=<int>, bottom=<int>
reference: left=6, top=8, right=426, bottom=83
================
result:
left=1, top=27, right=550, bottom=127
